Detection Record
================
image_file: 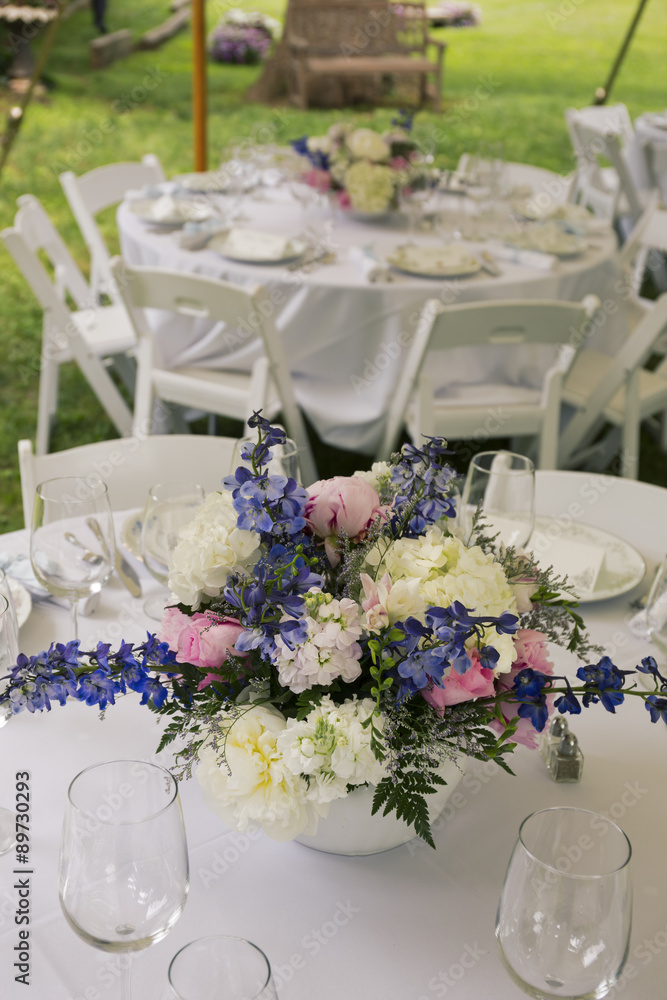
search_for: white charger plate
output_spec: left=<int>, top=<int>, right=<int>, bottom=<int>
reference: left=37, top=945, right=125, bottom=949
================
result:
left=130, top=198, right=213, bottom=227
left=208, top=233, right=307, bottom=265
left=386, top=245, right=482, bottom=279
left=529, top=516, right=645, bottom=603
left=8, top=579, right=31, bottom=628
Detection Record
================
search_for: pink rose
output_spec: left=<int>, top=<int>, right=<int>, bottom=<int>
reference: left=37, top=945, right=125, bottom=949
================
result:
left=337, top=190, right=351, bottom=210
left=305, top=476, right=384, bottom=565
left=489, top=629, right=555, bottom=749
left=158, top=607, right=247, bottom=676
left=303, top=168, right=331, bottom=193
left=423, top=649, right=496, bottom=713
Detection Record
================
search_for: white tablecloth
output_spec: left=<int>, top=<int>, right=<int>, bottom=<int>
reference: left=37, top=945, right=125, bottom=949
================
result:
left=2, top=472, right=667, bottom=1000
left=118, top=164, right=624, bottom=454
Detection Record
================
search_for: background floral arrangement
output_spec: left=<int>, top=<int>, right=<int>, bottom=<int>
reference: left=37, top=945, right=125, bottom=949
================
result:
left=427, top=2, right=482, bottom=28
left=3, top=416, right=667, bottom=848
left=291, top=113, right=434, bottom=215
left=208, top=10, right=280, bottom=66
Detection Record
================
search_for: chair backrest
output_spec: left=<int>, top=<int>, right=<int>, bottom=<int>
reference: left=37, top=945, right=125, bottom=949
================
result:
left=567, top=111, right=643, bottom=223
left=617, top=192, right=661, bottom=296
left=60, top=155, right=165, bottom=302
left=558, top=293, right=667, bottom=466
left=644, top=139, right=667, bottom=198
left=379, top=296, right=600, bottom=459
left=109, top=256, right=318, bottom=487
left=288, top=0, right=426, bottom=56
left=18, top=434, right=238, bottom=529
left=566, top=104, right=634, bottom=161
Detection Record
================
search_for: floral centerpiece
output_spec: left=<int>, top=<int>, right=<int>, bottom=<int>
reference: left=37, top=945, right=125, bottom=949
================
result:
left=3, top=416, right=667, bottom=848
left=291, top=113, right=435, bottom=215
left=427, top=2, right=482, bottom=28
left=208, top=10, right=281, bottom=65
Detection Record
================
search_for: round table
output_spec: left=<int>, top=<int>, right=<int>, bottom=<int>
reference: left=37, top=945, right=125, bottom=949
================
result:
left=118, top=164, right=625, bottom=455
left=1, top=471, right=666, bottom=1000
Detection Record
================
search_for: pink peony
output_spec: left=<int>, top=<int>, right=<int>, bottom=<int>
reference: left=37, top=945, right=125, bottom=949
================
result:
left=303, top=168, right=331, bottom=192
left=158, top=607, right=247, bottom=680
left=489, top=629, right=555, bottom=749
left=423, top=649, right=496, bottom=713
left=305, top=476, right=384, bottom=566
left=337, top=190, right=351, bottom=210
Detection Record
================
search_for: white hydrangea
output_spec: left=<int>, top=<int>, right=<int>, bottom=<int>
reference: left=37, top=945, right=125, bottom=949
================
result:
left=168, top=490, right=261, bottom=609
left=346, top=128, right=390, bottom=163
left=273, top=590, right=363, bottom=693
left=196, top=704, right=315, bottom=841
left=276, top=696, right=386, bottom=804
left=344, top=161, right=396, bottom=213
left=354, top=461, right=391, bottom=491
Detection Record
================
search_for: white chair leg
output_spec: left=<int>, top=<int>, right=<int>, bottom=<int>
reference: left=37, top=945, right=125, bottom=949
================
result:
left=36, top=351, right=59, bottom=455
left=621, top=371, right=640, bottom=479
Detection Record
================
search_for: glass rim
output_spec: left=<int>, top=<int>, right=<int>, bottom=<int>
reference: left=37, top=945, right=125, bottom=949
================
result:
left=67, top=759, right=178, bottom=825
left=0, top=593, right=8, bottom=616
left=167, top=935, right=272, bottom=998
left=146, top=482, right=206, bottom=500
left=469, top=450, right=535, bottom=474
left=36, top=475, right=109, bottom=501
left=518, top=806, right=632, bottom=878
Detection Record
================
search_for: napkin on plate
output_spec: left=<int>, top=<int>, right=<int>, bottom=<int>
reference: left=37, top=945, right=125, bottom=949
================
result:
left=216, top=228, right=297, bottom=261
left=528, top=532, right=606, bottom=596
left=179, top=218, right=229, bottom=250
left=347, top=245, right=392, bottom=283
left=487, top=242, right=558, bottom=271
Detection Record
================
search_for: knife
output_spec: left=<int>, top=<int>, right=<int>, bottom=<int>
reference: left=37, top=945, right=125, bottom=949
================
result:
left=86, top=517, right=142, bottom=598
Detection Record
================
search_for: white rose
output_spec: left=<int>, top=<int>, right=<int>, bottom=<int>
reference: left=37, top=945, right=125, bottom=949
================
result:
left=354, top=461, right=390, bottom=491
left=347, top=128, right=390, bottom=162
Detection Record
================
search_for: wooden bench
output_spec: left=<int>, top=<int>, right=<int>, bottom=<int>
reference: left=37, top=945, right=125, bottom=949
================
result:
left=287, top=1, right=446, bottom=112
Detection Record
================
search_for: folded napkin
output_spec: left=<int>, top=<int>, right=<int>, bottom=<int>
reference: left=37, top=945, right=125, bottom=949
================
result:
left=179, top=218, right=229, bottom=251
left=0, top=552, right=49, bottom=600
left=126, top=181, right=186, bottom=201
left=487, top=242, right=557, bottom=271
left=219, top=228, right=297, bottom=261
left=347, top=245, right=392, bottom=283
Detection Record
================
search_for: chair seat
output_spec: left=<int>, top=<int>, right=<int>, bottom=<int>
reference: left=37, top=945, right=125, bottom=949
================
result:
left=70, top=305, right=136, bottom=357
left=435, top=382, right=542, bottom=407
left=306, top=55, right=437, bottom=74
left=153, top=365, right=282, bottom=421
left=564, top=350, right=667, bottom=424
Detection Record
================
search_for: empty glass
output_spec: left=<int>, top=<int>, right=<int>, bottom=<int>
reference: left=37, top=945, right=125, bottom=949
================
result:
left=59, top=760, right=189, bottom=1000
left=166, top=936, right=278, bottom=1000
left=496, top=806, right=632, bottom=1000
left=458, top=451, right=535, bottom=549
left=141, top=482, right=205, bottom=620
left=30, top=476, right=115, bottom=639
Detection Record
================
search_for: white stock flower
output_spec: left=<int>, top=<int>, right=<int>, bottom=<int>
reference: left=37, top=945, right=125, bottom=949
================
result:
left=276, top=696, right=386, bottom=805
left=196, top=704, right=314, bottom=841
left=274, top=591, right=363, bottom=693
left=347, top=128, right=390, bottom=162
left=168, top=491, right=260, bottom=609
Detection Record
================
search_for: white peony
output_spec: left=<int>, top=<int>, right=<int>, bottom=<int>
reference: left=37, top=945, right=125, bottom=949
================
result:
left=276, top=696, right=386, bottom=805
left=196, top=704, right=315, bottom=841
left=168, top=491, right=261, bottom=609
left=347, top=128, right=390, bottom=163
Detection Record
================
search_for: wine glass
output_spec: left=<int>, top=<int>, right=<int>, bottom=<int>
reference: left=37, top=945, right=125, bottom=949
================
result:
left=458, top=451, right=535, bottom=549
left=495, top=806, right=632, bottom=999
left=434, top=191, right=465, bottom=243
left=166, top=936, right=278, bottom=1000
left=399, top=181, right=433, bottom=238
left=231, top=435, right=302, bottom=484
left=30, top=476, right=115, bottom=639
left=59, top=760, right=189, bottom=1000
left=0, top=592, right=19, bottom=855
left=141, top=482, right=205, bottom=620
left=640, top=554, right=667, bottom=685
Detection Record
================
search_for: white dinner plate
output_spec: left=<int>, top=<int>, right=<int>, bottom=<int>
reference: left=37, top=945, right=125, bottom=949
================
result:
left=208, top=232, right=307, bottom=265
left=121, top=511, right=143, bottom=562
left=130, top=197, right=213, bottom=227
left=529, top=516, right=646, bottom=603
left=505, top=221, right=588, bottom=258
left=385, top=245, right=482, bottom=279
left=8, top=578, right=31, bottom=628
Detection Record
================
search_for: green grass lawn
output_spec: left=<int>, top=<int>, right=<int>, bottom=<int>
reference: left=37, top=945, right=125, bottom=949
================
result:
left=1, top=0, right=666, bottom=531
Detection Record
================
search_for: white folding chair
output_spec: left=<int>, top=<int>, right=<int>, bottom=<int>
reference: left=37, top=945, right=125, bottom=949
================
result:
left=1, top=195, right=134, bottom=456
left=377, top=296, right=600, bottom=469
left=18, top=434, right=238, bottom=529
left=567, top=163, right=619, bottom=222
left=109, top=256, right=318, bottom=487
left=644, top=139, right=667, bottom=205
left=560, top=294, right=667, bottom=479
left=566, top=104, right=634, bottom=163
left=566, top=109, right=644, bottom=225
left=60, top=154, right=165, bottom=305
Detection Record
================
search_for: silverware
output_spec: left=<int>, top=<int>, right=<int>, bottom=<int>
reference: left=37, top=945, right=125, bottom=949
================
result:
left=64, top=533, right=104, bottom=566
left=87, top=517, right=142, bottom=599
left=477, top=250, right=503, bottom=276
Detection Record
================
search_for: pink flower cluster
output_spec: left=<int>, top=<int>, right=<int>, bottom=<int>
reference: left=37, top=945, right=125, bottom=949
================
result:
left=159, top=608, right=246, bottom=689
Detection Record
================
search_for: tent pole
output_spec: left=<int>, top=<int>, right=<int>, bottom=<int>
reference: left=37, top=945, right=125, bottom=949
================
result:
left=593, top=0, right=650, bottom=105
left=192, top=0, right=207, bottom=170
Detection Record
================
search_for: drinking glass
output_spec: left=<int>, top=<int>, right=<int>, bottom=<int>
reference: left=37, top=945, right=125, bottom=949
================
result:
left=59, top=760, right=189, bottom=1000
left=166, top=936, right=278, bottom=1000
left=288, top=178, right=317, bottom=224
left=458, top=451, right=535, bottom=549
left=30, top=476, right=115, bottom=639
left=399, top=182, right=433, bottom=237
left=141, top=482, right=205, bottom=620
left=434, top=192, right=465, bottom=243
left=0, top=592, right=19, bottom=854
left=495, top=806, right=632, bottom=1000
left=231, top=435, right=302, bottom=484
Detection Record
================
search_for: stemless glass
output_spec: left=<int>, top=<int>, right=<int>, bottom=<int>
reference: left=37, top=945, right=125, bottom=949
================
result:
left=458, top=451, right=535, bottom=549
left=231, top=436, right=301, bottom=484
left=141, top=482, right=205, bottom=620
left=30, top=477, right=115, bottom=639
left=166, top=936, right=278, bottom=1000
left=59, top=760, right=189, bottom=1000
left=0, top=592, right=19, bottom=854
left=496, top=806, right=632, bottom=1000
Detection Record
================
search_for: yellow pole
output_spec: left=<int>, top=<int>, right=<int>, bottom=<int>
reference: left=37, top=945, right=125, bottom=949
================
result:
left=192, top=0, right=208, bottom=170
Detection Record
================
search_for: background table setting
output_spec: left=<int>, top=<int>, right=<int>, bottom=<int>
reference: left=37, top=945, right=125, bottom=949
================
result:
left=117, top=153, right=626, bottom=455
left=2, top=462, right=667, bottom=1000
